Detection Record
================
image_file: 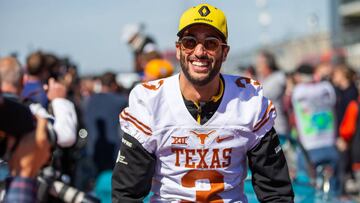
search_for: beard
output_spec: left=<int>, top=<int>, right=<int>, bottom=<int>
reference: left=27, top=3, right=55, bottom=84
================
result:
left=179, top=52, right=222, bottom=86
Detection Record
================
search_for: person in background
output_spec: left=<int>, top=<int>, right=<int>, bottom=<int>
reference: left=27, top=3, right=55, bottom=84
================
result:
left=84, top=72, right=127, bottom=177
left=339, top=92, right=360, bottom=193
left=121, top=23, right=162, bottom=75
left=292, top=63, right=339, bottom=195
left=242, top=64, right=257, bottom=79
left=255, top=50, right=290, bottom=138
left=0, top=57, right=23, bottom=101
left=142, top=58, right=174, bottom=82
left=21, top=51, right=49, bottom=108
left=331, top=63, right=358, bottom=195
left=0, top=56, right=77, bottom=147
left=0, top=75, right=51, bottom=203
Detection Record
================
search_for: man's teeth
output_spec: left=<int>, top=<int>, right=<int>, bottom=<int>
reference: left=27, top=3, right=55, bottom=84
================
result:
left=191, top=61, right=208, bottom=66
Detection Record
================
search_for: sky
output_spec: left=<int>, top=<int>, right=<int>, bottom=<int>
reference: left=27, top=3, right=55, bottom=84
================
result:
left=0, top=0, right=329, bottom=75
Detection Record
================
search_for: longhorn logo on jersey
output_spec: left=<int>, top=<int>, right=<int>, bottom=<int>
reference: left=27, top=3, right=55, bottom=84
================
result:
left=190, top=130, right=216, bottom=145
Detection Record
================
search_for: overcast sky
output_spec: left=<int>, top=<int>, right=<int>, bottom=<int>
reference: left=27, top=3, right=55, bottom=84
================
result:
left=0, top=0, right=328, bottom=75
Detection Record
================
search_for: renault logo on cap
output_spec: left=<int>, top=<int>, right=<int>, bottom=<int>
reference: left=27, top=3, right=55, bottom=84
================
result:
left=198, top=6, right=210, bottom=17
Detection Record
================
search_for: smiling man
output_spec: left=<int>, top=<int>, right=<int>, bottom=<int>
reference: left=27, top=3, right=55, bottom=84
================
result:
left=112, top=3, right=294, bottom=203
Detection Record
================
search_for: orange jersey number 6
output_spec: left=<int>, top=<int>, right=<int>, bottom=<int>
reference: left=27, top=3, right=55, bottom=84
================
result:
left=181, top=170, right=224, bottom=203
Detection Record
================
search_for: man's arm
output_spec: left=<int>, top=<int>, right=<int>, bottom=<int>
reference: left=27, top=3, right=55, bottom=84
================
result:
left=247, top=128, right=294, bottom=203
left=5, top=116, right=51, bottom=203
left=112, top=133, right=156, bottom=203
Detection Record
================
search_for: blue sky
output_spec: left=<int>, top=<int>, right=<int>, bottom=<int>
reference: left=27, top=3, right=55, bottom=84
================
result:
left=0, top=0, right=328, bottom=75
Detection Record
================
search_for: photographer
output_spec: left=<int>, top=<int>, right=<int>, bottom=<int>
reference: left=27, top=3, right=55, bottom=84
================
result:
left=0, top=56, right=78, bottom=202
left=0, top=91, right=51, bottom=202
left=0, top=56, right=77, bottom=147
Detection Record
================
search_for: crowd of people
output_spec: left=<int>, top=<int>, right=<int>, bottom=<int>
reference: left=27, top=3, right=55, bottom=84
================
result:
left=1, top=2, right=360, bottom=203
left=248, top=49, right=360, bottom=199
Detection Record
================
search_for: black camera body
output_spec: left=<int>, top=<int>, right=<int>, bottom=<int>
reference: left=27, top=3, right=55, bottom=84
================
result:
left=0, top=97, right=36, bottom=159
left=0, top=97, right=59, bottom=159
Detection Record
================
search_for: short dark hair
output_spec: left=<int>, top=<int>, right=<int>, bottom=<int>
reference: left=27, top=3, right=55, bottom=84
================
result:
left=100, top=72, right=117, bottom=87
left=259, top=50, right=279, bottom=71
left=295, top=63, right=314, bottom=75
left=26, top=51, right=45, bottom=75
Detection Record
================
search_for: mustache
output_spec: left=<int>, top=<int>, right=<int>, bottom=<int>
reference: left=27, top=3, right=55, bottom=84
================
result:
left=188, top=55, right=213, bottom=62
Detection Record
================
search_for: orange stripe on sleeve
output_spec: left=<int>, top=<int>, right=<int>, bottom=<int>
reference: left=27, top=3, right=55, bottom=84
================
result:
left=122, top=110, right=152, bottom=132
left=253, top=108, right=276, bottom=133
left=254, top=101, right=274, bottom=130
left=119, top=110, right=152, bottom=136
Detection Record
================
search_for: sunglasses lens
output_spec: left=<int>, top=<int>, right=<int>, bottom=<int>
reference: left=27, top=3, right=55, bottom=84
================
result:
left=181, top=37, right=197, bottom=50
left=180, top=37, right=223, bottom=51
left=204, top=38, right=220, bottom=51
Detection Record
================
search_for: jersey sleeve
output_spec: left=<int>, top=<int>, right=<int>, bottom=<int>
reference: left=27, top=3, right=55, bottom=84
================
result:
left=119, top=84, right=155, bottom=153
left=250, top=89, right=277, bottom=150
left=247, top=128, right=294, bottom=202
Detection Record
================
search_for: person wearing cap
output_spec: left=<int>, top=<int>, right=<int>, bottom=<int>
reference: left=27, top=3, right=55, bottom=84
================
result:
left=121, top=23, right=162, bottom=75
left=112, top=3, right=294, bottom=202
left=143, top=59, right=174, bottom=82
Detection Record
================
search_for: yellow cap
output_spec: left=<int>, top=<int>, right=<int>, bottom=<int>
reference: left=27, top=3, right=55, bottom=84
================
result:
left=144, top=59, right=174, bottom=80
left=177, top=3, right=228, bottom=41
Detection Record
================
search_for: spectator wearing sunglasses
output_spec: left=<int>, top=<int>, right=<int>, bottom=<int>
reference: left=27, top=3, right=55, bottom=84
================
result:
left=112, top=3, right=294, bottom=203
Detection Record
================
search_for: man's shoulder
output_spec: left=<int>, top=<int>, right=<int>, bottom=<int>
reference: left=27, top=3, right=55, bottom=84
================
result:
left=131, top=75, right=176, bottom=98
left=222, top=74, right=263, bottom=99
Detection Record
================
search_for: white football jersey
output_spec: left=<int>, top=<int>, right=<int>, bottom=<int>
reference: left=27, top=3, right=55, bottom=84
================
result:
left=119, top=74, right=276, bottom=203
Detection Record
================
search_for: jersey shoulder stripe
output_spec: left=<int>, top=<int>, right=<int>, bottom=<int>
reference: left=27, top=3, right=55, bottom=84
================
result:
left=119, top=109, right=152, bottom=136
left=253, top=100, right=275, bottom=132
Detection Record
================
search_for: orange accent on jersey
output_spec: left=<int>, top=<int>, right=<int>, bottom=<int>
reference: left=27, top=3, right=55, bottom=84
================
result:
left=235, top=76, right=260, bottom=88
left=196, top=149, right=209, bottom=168
left=181, top=170, right=224, bottom=203
left=122, top=110, right=152, bottom=132
left=172, top=147, right=233, bottom=169
left=142, top=80, right=164, bottom=90
left=190, top=130, right=215, bottom=145
left=172, top=136, right=188, bottom=145
left=215, top=135, right=234, bottom=143
left=210, top=149, right=221, bottom=168
left=253, top=80, right=260, bottom=86
left=253, top=101, right=275, bottom=132
left=185, top=149, right=196, bottom=168
left=119, top=110, right=152, bottom=136
left=222, top=148, right=232, bottom=167
left=172, top=148, right=184, bottom=167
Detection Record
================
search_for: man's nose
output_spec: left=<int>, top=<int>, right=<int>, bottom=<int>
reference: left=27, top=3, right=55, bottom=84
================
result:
left=193, top=43, right=207, bottom=57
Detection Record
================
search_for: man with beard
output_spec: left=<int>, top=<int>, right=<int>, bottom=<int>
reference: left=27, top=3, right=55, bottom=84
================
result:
left=112, top=3, right=294, bottom=203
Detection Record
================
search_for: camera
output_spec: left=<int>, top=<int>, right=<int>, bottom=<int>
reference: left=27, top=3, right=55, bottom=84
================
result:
left=0, top=97, right=36, bottom=159
left=0, top=97, right=99, bottom=203
left=36, top=167, right=100, bottom=203
left=0, top=98, right=59, bottom=160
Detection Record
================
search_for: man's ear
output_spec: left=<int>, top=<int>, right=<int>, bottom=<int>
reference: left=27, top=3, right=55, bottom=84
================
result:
left=176, top=43, right=181, bottom=60
left=222, top=46, right=230, bottom=62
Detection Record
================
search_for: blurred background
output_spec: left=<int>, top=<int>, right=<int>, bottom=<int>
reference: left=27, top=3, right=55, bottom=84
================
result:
left=2, top=0, right=360, bottom=202
left=0, top=0, right=341, bottom=75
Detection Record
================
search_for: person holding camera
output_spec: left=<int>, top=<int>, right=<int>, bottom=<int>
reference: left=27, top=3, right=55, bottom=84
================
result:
left=0, top=55, right=78, bottom=202
left=0, top=84, right=51, bottom=202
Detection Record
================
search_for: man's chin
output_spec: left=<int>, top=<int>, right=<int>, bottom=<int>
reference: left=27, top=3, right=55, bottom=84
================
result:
left=187, top=75, right=211, bottom=86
